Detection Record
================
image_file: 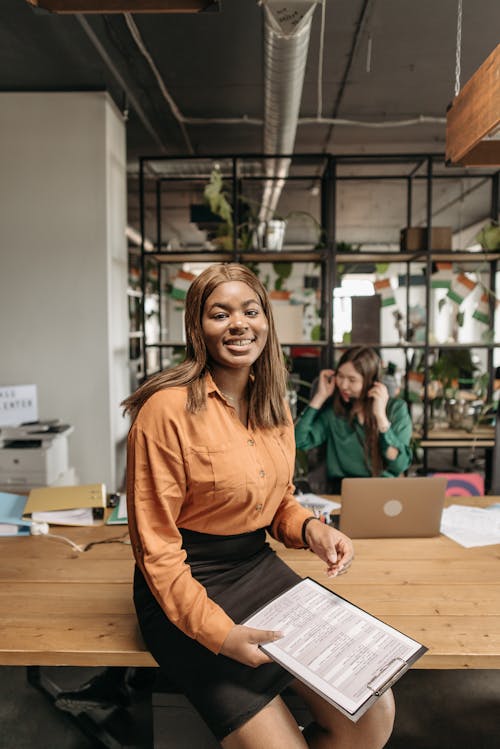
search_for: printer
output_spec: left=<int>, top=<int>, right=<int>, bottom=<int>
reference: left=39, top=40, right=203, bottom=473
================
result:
left=0, top=420, right=75, bottom=490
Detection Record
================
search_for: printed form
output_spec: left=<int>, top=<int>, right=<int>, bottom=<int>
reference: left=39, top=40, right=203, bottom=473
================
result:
left=244, top=577, right=426, bottom=720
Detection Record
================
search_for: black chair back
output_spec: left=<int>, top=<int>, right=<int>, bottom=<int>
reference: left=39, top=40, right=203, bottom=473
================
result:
left=490, top=415, right=500, bottom=495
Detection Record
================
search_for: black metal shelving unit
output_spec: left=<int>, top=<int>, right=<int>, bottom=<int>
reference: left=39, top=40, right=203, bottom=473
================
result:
left=133, top=152, right=499, bottom=480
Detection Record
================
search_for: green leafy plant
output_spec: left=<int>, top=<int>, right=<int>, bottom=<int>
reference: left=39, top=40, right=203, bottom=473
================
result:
left=475, top=221, right=500, bottom=251
left=202, top=167, right=323, bottom=251
left=272, top=262, right=293, bottom=290
left=430, top=349, right=476, bottom=392
left=204, top=168, right=233, bottom=229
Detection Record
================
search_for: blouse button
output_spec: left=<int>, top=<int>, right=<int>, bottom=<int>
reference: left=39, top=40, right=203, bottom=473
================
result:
left=247, top=438, right=255, bottom=446
left=259, top=469, right=266, bottom=478
left=255, top=503, right=263, bottom=511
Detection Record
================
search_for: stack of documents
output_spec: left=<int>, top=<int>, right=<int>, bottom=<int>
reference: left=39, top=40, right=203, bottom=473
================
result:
left=23, top=483, right=106, bottom=526
left=296, top=492, right=340, bottom=521
left=440, top=503, right=500, bottom=547
left=0, top=492, right=31, bottom=536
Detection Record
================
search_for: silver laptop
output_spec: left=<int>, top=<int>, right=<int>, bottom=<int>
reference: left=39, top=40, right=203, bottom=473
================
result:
left=339, top=477, right=447, bottom=538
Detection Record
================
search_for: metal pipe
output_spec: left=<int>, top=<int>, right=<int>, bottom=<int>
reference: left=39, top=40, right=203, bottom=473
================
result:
left=75, top=14, right=168, bottom=154
left=259, top=1, right=318, bottom=222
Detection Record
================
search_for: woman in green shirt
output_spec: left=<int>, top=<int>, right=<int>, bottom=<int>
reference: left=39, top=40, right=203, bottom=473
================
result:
left=295, top=347, right=413, bottom=492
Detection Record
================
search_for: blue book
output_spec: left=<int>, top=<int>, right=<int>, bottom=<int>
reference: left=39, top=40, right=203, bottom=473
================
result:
left=0, top=492, right=31, bottom=536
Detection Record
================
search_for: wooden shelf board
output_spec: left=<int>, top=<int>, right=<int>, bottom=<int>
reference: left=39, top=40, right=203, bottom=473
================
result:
left=336, top=251, right=499, bottom=263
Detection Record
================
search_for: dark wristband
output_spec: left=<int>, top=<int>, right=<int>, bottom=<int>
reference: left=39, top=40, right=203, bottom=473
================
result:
left=302, top=516, right=320, bottom=546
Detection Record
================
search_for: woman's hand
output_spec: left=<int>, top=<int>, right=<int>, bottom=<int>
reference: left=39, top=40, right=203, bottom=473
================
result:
left=310, top=369, right=336, bottom=409
left=219, top=624, right=284, bottom=667
left=305, top=520, right=354, bottom=578
left=367, top=381, right=390, bottom=429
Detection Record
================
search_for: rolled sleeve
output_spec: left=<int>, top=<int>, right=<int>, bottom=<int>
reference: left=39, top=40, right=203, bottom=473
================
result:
left=380, top=399, right=413, bottom=477
left=269, top=487, right=314, bottom=548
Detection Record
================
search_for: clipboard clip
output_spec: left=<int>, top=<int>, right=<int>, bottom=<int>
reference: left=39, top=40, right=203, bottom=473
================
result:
left=366, top=658, right=408, bottom=696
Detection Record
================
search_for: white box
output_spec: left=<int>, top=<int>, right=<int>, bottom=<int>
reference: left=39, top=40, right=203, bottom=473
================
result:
left=271, top=303, right=304, bottom=343
left=0, top=435, right=69, bottom=486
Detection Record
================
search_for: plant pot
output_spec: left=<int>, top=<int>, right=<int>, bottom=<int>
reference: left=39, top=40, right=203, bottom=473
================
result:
left=254, top=220, right=286, bottom=251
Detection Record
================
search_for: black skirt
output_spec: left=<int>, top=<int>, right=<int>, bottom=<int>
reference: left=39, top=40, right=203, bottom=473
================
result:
left=133, top=528, right=302, bottom=740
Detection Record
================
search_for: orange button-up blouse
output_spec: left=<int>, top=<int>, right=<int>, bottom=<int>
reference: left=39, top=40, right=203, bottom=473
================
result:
left=126, top=373, right=313, bottom=654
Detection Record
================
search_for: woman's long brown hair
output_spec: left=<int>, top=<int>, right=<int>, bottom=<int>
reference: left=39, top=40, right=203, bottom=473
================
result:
left=332, top=347, right=383, bottom=476
left=121, top=263, right=289, bottom=428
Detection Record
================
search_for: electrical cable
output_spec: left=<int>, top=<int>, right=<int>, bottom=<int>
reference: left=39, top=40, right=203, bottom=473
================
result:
left=454, top=0, right=463, bottom=97
left=82, top=533, right=130, bottom=552
left=317, top=0, right=326, bottom=119
left=75, top=14, right=168, bottom=154
left=121, top=3, right=443, bottom=135
left=123, top=13, right=195, bottom=155
left=30, top=522, right=130, bottom=553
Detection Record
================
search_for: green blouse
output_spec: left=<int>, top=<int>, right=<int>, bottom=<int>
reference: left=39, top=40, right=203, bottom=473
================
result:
left=294, top=398, right=413, bottom=479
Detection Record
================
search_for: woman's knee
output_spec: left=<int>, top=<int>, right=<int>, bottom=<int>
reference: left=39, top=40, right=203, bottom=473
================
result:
left=367, top=689, right=395, bottom=748
left=293, top=680, right=395, bottom=749
left=221, top=695, right=307, bottom=749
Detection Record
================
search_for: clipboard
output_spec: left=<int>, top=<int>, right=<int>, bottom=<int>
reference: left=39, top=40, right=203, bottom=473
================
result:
left=243, top=577, right=427, bottom=722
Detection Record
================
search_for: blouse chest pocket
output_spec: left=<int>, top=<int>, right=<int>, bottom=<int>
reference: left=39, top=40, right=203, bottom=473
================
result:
left=186, top=441, right=247, bottom=503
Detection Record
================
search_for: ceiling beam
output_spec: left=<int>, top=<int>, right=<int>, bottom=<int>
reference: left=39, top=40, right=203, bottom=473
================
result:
left=26, top=0, right=219, bottom=13
left=446, top=44, right=500, bottom=166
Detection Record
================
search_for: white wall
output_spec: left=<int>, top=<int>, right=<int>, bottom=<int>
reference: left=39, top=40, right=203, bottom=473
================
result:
left=0, top=91, right=129, bottom=490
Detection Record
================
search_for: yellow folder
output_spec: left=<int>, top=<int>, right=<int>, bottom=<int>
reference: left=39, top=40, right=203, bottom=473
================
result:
left=23, top=483, right=106, bottom=516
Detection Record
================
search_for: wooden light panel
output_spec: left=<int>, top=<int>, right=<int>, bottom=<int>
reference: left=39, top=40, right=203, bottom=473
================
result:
left=446, top=44, right=500, bottom=166
left=26, top=0, right=219, bottom=12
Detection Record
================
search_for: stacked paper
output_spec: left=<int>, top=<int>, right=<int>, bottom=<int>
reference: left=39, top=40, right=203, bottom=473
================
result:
left=440, top=504, right=500, bottom=547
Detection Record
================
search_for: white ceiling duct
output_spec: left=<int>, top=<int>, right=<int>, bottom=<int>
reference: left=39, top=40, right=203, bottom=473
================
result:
left=259, top=1, right=319, bottom=223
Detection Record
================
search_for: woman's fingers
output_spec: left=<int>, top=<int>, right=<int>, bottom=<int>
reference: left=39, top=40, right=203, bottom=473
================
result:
left=249, top=628, right=284, bottom=645
left=220, top=625, right=283, bottom=667
left=305, top=522, right=355, bottom=577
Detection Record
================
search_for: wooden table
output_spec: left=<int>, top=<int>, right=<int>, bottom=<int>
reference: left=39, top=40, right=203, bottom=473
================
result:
left=0, top=496, right=499, bottom=670
left=418, top=426, right=495, bottom=449
left=416, top=427, right=496, bottom=487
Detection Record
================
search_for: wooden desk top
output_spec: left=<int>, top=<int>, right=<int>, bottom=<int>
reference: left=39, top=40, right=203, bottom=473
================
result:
left=417, top=426, right=495, bottom=447
left=0, top=497, right=499, bottom=670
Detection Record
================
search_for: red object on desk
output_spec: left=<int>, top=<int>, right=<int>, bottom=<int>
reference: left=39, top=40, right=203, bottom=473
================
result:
left=431, top=472, right=485, bottom=497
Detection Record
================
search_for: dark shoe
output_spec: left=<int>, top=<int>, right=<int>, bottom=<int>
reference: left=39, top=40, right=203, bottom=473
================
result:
left=55, top=670, right=130, bottom=712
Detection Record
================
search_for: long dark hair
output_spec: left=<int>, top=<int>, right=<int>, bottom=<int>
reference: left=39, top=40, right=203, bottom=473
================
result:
left=332, top=347, right=383, bottom=476
left=122, top=263, right=289, bottom=428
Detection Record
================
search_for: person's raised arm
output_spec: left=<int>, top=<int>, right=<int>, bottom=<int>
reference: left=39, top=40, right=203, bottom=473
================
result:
left=310, top=369, right=336, bottom=410
left=294, top=369, right=335, bottom=452
left=379, top=398, right=413, bottom=476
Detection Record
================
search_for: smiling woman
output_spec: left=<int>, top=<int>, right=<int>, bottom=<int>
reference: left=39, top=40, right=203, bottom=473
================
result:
left=201, top=279, right=269, bottom=425
left=120, top=264, right=394, bottom=749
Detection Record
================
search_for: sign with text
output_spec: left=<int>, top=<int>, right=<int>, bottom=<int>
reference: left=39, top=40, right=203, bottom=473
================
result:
left=0, top=385, right=38, bottom=426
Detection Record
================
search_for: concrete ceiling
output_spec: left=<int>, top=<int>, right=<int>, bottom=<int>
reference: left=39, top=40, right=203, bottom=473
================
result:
left=2, top=0, right=499, bottom=245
